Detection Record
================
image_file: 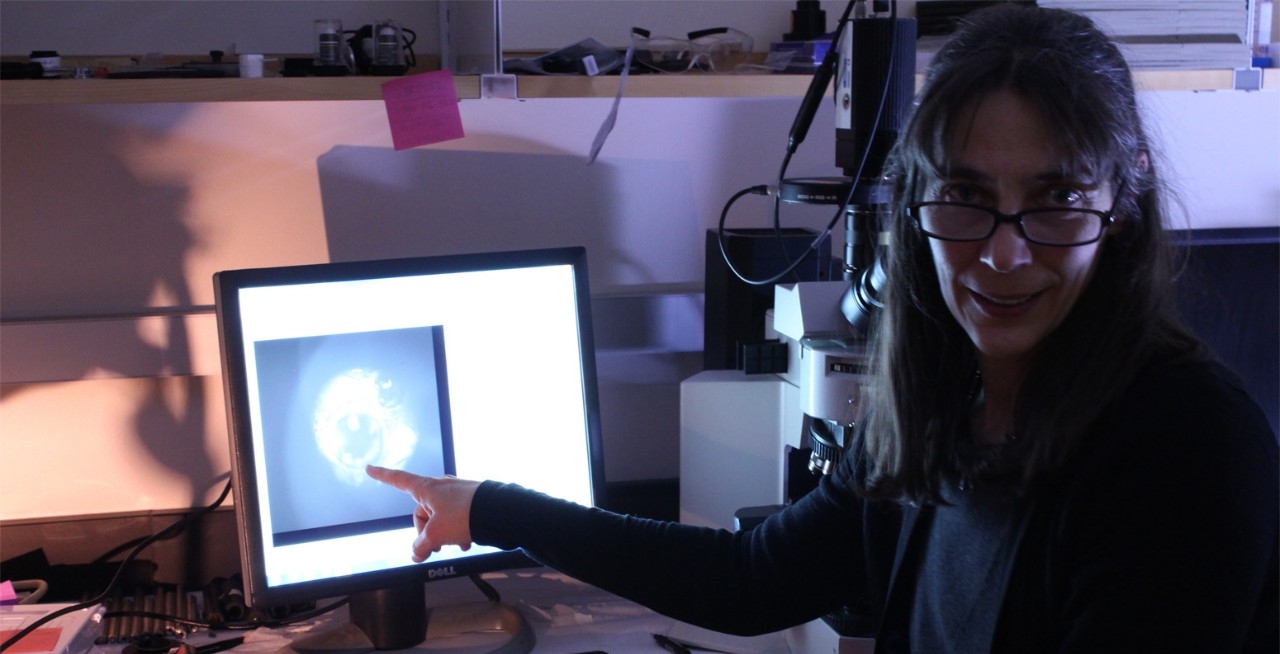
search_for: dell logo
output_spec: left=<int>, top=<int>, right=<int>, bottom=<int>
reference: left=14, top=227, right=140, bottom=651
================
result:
left=428, top=566, right=457, bottom=579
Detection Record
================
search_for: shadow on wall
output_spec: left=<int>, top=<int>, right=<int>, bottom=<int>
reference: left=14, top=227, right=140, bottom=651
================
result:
left=0, top=104, right=219, bottom=580
left=1, top=105, right=199, bottom=318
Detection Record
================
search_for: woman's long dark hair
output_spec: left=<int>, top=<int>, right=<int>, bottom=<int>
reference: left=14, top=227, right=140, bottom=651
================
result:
left=859, top=4, right=1204, bottom=502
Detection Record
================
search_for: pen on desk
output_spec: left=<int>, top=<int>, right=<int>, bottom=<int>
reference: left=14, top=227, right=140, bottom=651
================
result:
left=652, top=633, right=692, bottom=654
left=181, top=635, right=245, bottom=654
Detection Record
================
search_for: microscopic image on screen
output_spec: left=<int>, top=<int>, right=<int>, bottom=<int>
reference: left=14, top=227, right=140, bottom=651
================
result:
left=253, top=324, right=452, bottom=546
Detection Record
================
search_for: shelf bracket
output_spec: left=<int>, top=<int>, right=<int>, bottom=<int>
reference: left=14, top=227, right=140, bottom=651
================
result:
left=1233, top=67, right=1263, bottom=91
left=480, top=74, right=518, bottom=99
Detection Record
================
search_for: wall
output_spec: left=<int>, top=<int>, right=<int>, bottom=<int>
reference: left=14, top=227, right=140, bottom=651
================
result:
left=0, top=1, right=855, bottom=57
left=0, top=1, right=443, bottom=58
left=499, top=0, right=855, bottom=50
left=0, top=94, right=843, bottom=521
left=1, top=0, right=1278, bottom=524
left=3, top=88, right=1277, bottom=523
left=3, top=1, right=1277, bottom=59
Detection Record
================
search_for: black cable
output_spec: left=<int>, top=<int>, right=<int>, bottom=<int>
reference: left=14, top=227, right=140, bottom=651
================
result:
left=718, top=0, right=905, bottom=288
left=256, top=598, right=349, bottom=628
left=715, top=0, right=858, bottom=287
left=100, top=610, right=208, bottom=631
left=717, top=185, right=788, bottom=286
left=716, top=185, right=843, bottom=287
left=830, top=0, right=902, bottom=303
left=93, top=524, right=191, bottom=565
left=0, top=478, right=233, bottom=653
left=769, top=1, right=859, bottom=281
left=102, top=596, right=350, bottom=633
left=785, top=0, right=859, bottom=155
left=468, top=575, right=502, bottom=603
left=836, top=0, right=900, bottom=214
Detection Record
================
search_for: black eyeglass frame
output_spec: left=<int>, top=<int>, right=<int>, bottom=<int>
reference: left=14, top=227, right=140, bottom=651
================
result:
left=906, top=186, right=1124, bottom=247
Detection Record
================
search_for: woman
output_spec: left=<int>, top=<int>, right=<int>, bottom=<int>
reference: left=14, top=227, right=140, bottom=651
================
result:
left=368, top=5, right=1277, bottom=652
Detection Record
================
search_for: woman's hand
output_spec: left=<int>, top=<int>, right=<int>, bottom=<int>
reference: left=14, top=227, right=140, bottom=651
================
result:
left=365, top=465, right=481, bottom=563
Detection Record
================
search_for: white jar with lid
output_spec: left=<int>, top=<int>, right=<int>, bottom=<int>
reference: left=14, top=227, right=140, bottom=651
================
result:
left=29, top=50, right=61, bottom=78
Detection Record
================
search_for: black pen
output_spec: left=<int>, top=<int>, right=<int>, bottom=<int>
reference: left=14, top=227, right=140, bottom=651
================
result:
left=653, top=633, right=692, bottom=654
left=179, top=635, right=245, bottom=654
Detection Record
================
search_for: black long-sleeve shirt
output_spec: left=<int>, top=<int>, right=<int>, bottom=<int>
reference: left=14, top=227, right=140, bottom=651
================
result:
left=470, top=356, right=1278, bottom=652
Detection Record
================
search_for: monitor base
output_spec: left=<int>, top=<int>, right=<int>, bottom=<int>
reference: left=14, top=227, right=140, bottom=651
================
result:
left=283, top=601, right=534, bottom=654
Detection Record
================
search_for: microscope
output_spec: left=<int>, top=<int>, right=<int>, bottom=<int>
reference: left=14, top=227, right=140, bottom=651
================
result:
left=682, top=2, right=914, bottom=649
left=770, top=3, right=915, bottom=646
left=769, top=0, right=914, bottom=481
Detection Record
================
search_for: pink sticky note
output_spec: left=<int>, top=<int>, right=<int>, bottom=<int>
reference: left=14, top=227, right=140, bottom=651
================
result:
left=0, top=581, right=16, bottom=604
left=381, top=70, right=465, bottom=150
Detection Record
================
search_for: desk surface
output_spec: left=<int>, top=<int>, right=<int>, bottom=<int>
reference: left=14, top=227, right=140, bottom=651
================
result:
left=92, top=569, right=793, bottom=654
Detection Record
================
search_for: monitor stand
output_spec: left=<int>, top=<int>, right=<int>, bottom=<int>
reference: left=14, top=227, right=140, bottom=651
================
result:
left=283, top=582, right=534, bottom=654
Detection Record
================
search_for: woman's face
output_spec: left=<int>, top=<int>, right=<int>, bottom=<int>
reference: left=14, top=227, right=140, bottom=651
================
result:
left=926, top=89, right=1114, bottom=372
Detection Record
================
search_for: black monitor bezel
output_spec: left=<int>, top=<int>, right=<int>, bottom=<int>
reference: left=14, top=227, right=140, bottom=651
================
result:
left=214, top=246, right=605, bottom=609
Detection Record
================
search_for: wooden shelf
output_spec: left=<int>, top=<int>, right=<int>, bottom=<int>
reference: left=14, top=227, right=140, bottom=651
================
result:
left=0, top=69, right=1270, bottom=105
left=0, top=72, right=814, bottom=104
left=514, top=73, right=815, bottom=98
left=1131, top=68, right=1275, bottom=91
left=0, top=75, right=482, bottom=104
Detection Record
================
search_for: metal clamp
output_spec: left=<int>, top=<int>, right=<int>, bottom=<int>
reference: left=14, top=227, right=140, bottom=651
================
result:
left=480, top=73, right=518, bottom=99
left=1233, top=67, right=1263, bottom=91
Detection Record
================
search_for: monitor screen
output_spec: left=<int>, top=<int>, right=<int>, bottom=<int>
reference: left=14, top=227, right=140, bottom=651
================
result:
left=214, top=247, right=604, bottom=648
left=1171, top=226, right=1279, bottom=435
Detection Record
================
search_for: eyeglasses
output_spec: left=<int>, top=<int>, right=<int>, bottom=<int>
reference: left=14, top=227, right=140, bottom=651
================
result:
left=630, top=27, right=753, bottom=73
left=907, top=195, right=1119, bottom=247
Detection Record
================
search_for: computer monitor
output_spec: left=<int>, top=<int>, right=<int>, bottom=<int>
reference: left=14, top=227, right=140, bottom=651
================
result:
left=213, top=247, right=605, bottom=652
left=1171, top=226, right=1279, bottom=436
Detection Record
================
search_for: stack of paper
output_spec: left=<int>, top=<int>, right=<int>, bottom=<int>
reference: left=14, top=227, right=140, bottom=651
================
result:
left=1040, top=1, right=1251, bottom=70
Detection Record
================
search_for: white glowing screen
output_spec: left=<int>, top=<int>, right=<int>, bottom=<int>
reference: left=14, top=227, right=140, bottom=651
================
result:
left=232, top=263, right=594, bottom=587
